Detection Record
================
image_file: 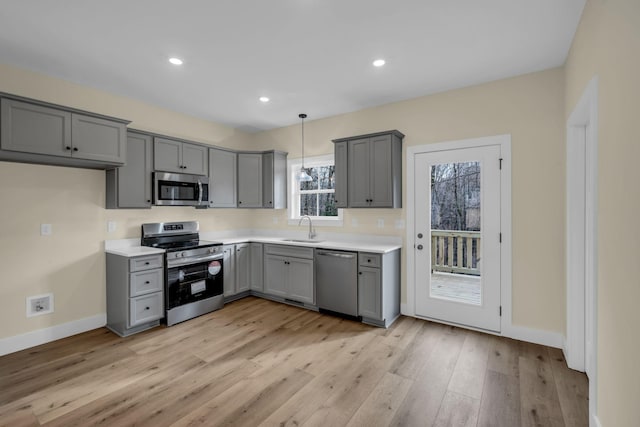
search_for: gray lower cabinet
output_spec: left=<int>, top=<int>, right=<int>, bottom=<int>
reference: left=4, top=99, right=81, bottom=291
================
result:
left=106, top=253, right=164, bottom=337
left=262, top=151, right=288, bottom=209
left=222, top=245, right=236, bottom=297
left=332, top=130, right=403, bottom=208
left=235, top=243, right=251, bottom=293
left=250, top=243, right=264, bottom=291
left=154, top=137, right=208, bottom=176
left=208, top=148, right=237, bottom=208
left=357, top=250, right=401, bottom=327
left=0, top=97, right=128, bottom=168
left=237, top=153, right=263, bottom=207
left=263, top=245, right=314, bottom=305
left=106, top=131, right=153, bottom=209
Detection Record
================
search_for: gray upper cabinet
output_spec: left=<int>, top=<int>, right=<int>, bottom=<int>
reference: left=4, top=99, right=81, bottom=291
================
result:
left=208, top=148, right=237, bottom=208
left=182, top=143, right=208, bottom=175
left=334, top=141, right=348, bottom=208
left=106, top=132, right=153, bottom=209
left=154, top=137, right=208, bottom=176
left=71, top=114, right=126, bottom=164
left=262, top=151, right=287, bottom=209
left=237, top=153, right=263, bottom=208
left=0, top=97, right=128, bottom=168
left=333, top=130, right=404, bottom=208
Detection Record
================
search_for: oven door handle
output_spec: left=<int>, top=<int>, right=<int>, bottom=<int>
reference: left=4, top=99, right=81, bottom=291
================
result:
left=167, top=253, right=223, bottom=267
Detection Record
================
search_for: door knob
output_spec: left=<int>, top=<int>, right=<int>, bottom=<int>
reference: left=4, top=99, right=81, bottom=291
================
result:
left=417, top=233, right=423, bottom=239
left=417, top=244, right=423, bottom=250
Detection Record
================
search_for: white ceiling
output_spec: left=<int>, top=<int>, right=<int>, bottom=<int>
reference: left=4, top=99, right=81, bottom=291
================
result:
left=0, top=0, right=585, bottom=132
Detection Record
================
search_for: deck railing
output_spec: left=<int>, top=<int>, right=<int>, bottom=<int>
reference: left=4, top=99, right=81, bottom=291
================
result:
left=431, top=230, right=481, bottom=276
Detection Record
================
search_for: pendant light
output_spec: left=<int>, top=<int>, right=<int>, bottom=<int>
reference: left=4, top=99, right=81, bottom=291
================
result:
left=296, top=113, right=313, bottom=182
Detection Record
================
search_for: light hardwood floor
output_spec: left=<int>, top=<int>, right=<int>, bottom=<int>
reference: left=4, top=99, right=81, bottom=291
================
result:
left=0, top=297, right=588, bottom=427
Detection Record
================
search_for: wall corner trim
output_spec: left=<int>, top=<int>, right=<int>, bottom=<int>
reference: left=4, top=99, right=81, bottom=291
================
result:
left=0, top=313, right=106, bottom=356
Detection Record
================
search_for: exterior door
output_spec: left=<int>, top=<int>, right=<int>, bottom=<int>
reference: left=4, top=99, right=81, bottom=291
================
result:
left=414, top=145, right=502, bottom=332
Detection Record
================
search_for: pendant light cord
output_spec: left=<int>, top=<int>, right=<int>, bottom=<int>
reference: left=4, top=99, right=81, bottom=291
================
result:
left=299, top=113, right=307, bottom=170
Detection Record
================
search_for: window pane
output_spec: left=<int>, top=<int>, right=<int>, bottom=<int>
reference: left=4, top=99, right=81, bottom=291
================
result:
left=300, top=194, right=318, bottom=216
left=318, top=165, right=335, bottom=190
left=318, top=193, right=337, bottom=216
left=299, top=167, right=318, bottom=191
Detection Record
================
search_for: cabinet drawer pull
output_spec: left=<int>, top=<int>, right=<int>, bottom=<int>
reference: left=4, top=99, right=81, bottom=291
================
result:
left=145, top=281, right=150, bottom=284
left=145, top=262, right=150, bottom=265
left=145, top=306, right=150, bottom=310
left=73, top=147, right=79, bottom=152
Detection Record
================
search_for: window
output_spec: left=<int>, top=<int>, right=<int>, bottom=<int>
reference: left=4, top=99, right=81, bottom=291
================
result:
left=288, top=154, right=343, bottom=226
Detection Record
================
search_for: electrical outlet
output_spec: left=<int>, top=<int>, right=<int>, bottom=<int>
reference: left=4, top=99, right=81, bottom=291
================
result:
left=351, top=218, right=359, bottom=227
left=272, top=217, right=279, bottom=224
left=26, top=293, right=54, bottom=317
left=40, top=223, right=52, bottom=236
left=107, top=221, right=117, bottom=233
left=395, top=219, right=405, bottom=229
left=377, top=219, right=385, bottom=228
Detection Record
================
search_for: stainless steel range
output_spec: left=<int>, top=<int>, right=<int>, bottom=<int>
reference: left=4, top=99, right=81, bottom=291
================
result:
left=141, top=221, right=224, bottom=326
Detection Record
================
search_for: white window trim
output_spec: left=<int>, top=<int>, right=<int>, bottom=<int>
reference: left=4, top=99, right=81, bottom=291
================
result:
left=288, top=154, right=344, bottom=226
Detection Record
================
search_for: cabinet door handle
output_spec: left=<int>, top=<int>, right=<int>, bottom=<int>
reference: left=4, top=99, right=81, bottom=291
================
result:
left=145, top=281, right=150, bottom=284
left=65, top=146, right=71, bottom=151
left=359, top=272, right=363, bottom=275
left=145, top=306, right=150, bottom=310
left=73, top=147, right=79, bottom=152
left=147, top=200, right=151, bottom=203
left=145, top=262, right=150, bottom=265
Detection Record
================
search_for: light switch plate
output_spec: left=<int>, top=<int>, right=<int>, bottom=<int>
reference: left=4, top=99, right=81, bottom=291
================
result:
left=40, top=224, right=52, bottom=236
left=107, top=221, right=117, bottom=233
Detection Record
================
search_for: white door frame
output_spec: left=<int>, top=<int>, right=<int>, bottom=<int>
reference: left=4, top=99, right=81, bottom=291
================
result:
left=565, top=76, right=598, bottom=426
left=405, top=134, right=512, bottom=335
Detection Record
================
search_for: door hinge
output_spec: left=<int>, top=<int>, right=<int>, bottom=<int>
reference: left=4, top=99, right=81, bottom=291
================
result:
left=499, top=158, right=503, bottom=170
left=499, top=306, right=502, bottom=316
left=499, top=232, right=502, bottom=243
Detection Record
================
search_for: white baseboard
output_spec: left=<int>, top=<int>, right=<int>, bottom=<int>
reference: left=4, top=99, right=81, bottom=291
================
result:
left=502, top=324, right=564, bottom=349
left=399, top=305, right=563, bottom=349
left=592, top=414, right=602, bottom=427
left=0, top=313, right=106, bottom=356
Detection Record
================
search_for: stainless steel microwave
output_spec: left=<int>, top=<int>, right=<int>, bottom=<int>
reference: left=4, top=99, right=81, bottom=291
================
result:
left=153, top=172, right=209, bottom=207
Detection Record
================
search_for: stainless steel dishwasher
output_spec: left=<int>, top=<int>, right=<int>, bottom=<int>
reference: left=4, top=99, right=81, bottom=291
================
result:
left=315, top=249, right=358, bottom=317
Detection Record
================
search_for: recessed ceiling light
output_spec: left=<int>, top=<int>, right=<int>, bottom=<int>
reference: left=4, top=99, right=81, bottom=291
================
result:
left=169, top=57, right=183, bottom=65
left=373, top=59, right=386, bottom=67
left=259, top=96, right=270, bottom=103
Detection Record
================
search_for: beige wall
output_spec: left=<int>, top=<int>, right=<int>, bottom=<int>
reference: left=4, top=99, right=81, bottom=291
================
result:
left=254, top=68, right=567, bottom=334
left=0, top=65, right=566, bottom=344
left=564, top=0, right=640, bottom=425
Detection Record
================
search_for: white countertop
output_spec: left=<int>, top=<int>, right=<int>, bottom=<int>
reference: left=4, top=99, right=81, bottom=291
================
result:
left=105, top=241, right=165, bottom=257
left=215, top=236, right=401, bottom=254
left=105, top=230, right=402, bottom=255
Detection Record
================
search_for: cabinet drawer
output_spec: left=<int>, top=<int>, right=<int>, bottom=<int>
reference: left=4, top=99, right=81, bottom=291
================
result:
left=264, top=244, right=314, bottom=260
left=359, top=253, right=381, bottom=268
left=130, top=269, right=163, bottom=297
left=129, top=292, right=163, bottom=327
left=129, top=255, right=163, bottom=272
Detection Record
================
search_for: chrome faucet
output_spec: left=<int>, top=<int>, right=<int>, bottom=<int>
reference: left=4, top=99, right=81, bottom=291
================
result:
left=298, top=215, right=316, bottom=240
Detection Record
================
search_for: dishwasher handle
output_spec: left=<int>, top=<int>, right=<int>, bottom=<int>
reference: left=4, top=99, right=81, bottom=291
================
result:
left=316, top=251, right=356, bottom=259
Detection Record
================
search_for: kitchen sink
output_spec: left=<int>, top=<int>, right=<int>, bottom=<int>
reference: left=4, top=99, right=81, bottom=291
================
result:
left=281, top=239, right=324, bottom=243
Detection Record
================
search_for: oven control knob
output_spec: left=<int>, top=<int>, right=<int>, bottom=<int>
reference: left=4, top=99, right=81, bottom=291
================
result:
left=180, top=252, right=187, bottom=258
left=208, top=248, right=215, bottom=254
